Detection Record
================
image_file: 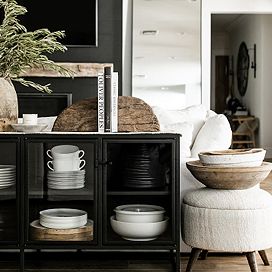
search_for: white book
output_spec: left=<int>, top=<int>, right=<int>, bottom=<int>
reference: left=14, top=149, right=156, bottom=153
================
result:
left=111, top=72, right=118, bottom=132
left=97, top=72, right=104, bottom=133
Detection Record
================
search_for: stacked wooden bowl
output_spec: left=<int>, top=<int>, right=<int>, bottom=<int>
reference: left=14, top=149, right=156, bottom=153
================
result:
left=186, top=148, right=272, bottom=189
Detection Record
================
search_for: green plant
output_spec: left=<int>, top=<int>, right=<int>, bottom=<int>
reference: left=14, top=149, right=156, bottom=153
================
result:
left=0, top=0, right=73, bottom=93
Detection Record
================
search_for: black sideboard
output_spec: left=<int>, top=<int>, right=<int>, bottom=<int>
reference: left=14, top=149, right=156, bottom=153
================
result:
left=0, top=132, right=180, bottom=271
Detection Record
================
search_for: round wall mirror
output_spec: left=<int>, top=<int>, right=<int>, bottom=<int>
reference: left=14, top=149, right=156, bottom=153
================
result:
left=237, top=41, right=250, bottom=96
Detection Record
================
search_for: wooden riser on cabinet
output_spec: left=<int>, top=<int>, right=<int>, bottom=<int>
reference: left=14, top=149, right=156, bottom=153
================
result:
left=20, top=63, right=113, bottom=78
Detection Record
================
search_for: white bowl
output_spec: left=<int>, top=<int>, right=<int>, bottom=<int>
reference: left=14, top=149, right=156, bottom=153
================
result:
left=110, top=215, right=168, bottom=241
left=11, top=123, right=48, bottom=132
left=114, top=204, right=165, bottom=223
left=198, top=148, right=266, bottom=167
left=39, top=208, right=87, bottom=229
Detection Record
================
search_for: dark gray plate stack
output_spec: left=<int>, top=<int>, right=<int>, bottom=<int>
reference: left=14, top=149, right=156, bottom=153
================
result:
left=122, top=144, right=164, bottom=189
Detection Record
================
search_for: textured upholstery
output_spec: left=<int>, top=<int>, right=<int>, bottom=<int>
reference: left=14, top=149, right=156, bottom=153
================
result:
left=182, top=188, right=272, bottom=252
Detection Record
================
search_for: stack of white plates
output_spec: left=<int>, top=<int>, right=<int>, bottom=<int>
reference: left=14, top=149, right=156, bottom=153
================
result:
left=0, top=165, right=16, bottom=189
left=39, top=208, right=88, bottom=229
left=47, top=170, right=85, bottom=190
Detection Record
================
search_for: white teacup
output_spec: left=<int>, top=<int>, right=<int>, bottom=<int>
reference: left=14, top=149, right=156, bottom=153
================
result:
left=23, top=114, right=38, bottom=125
left=47, top=145, right=84, bottom=160
left=47, top=158, right=86, bottom=172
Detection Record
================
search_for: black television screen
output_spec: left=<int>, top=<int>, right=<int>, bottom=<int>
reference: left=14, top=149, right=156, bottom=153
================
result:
left=16, top=0, right=98, bottom=47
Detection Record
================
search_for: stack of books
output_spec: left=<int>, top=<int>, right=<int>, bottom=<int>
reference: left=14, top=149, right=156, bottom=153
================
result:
left=97, top=66, right=118, bottom=133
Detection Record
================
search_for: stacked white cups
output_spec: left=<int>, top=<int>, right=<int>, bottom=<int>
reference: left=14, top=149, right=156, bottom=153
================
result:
left=46, top=145, right=86, bottom=190
left=47, top=145, right=85, bottom=172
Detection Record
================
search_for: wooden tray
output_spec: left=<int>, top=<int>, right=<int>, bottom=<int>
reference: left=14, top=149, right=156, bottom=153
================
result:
left=30, top=219, right=93, bottom=241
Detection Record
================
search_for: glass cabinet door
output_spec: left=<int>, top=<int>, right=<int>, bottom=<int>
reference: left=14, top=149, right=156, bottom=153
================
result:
left=103, top=140, right=176, bottom=246
left=25, top=138, right=97, bottom=245
left=0, top=139, right=19, bottom=244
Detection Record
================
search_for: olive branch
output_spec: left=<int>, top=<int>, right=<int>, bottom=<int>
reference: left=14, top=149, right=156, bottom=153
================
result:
left=0, top=0, right=74, bottom=93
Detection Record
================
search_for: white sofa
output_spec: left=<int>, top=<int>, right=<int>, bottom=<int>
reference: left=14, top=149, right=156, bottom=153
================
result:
left=152, top=104, right=233, bottom=252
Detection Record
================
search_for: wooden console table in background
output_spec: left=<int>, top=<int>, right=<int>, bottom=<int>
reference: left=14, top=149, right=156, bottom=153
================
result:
left=229, top=115, right=259, bottom=148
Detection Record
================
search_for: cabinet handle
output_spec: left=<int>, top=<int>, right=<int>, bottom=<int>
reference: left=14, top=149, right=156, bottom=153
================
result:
left=97, top=160, right=113, bottom=166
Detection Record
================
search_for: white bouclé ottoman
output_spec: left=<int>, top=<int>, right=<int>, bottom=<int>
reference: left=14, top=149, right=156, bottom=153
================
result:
left=182, top=187, right=272, bottom=272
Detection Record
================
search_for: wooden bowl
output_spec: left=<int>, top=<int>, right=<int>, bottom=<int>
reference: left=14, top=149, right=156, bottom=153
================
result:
left=186, top=160, right=272, bottom=189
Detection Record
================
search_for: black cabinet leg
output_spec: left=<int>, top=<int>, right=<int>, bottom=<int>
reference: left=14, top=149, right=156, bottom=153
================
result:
left=258, top=250, right=270, bottom=266
left=200, top=250, right=208, bottom=260
left=20, top=248, right=24, bottom=272
left=246, top=252, right=258, bottom=272
left=175, top=250, right=181, bottom=272
left=186, top=248, right=202, bottom=272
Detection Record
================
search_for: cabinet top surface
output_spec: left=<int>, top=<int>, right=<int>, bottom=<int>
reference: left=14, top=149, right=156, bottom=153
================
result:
left=0, top=132, right=181, bottom=137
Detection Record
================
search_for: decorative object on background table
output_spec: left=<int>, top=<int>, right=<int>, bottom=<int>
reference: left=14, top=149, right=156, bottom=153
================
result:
left=198, top=148, right=266, bottom=167
left=53, top=96, right=160, bottom=132
left=0, top=0, right=73, bottom=132
left=186, top=160, right=272, bottom=190
left=110, top=204, right=168, bottom=241
left=234, top=106, right=248, bottom=116
left=237, top=41, right=250, bottom=97
left=122, top=143, right=165, bottom=189
left=0, top=165, right=16, bottom=189
left=46, top=145, right=86, bottom=189
left=39, top=208, right=87, bottom=229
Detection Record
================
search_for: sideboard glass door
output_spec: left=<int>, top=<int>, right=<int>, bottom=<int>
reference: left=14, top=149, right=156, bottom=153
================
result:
left=24, top=137, right=98, bottom=246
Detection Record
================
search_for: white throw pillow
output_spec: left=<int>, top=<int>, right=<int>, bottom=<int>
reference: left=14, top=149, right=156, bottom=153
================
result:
left=152, top=106, right=174, bottom=130
left=191, top=114, right=232, bottom=158
left=162, top=122, right=193, bottom=158
left=152, top=105, right=207, bottom=143
left=168, top=105, right=207, bottom=142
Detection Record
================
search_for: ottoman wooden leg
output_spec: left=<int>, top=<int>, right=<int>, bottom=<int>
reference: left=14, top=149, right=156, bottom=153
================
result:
left=186, top=248, right=202, bottom=272
left=258, top=250, right=270, bottom=266
left=246, top=252, right=258, bottom=272
left=200, top=250, right=208, bottom=260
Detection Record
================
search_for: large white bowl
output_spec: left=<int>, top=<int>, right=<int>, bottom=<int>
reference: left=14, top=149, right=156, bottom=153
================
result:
left=110, top=215, right=168, bottom=241
left=114, top=204, right=165, bottom=223
left=198, top=148, right=266, bottom=167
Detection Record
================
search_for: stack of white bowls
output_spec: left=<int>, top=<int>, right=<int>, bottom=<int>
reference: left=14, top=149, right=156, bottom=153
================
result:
left=198, top=148, right=266, bottom=167
left=0, top=165, right=16, bottom=189
left=39, top=208, right=88, bottom=229
left=186, top=148, right=270, bottom=190
left=46, top=145, right=86, bottom=189
left=110, top=204, right=168, bottom=241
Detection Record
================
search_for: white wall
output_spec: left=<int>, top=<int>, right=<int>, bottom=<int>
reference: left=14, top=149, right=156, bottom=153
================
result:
left=202, top=0, right=272, bottom=157
left=259, top=15, right=272, bottom=156
left=202, top=0, right=272, bottom=109
left=228, top=15, right=263, bottom=145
